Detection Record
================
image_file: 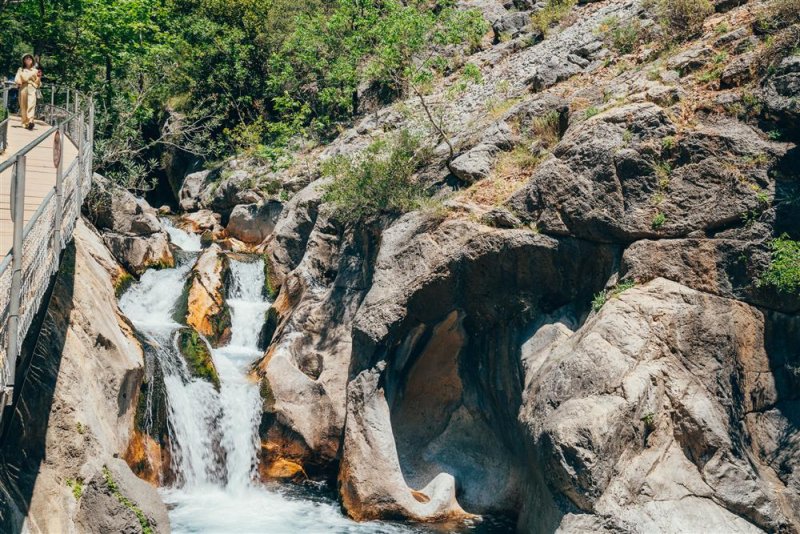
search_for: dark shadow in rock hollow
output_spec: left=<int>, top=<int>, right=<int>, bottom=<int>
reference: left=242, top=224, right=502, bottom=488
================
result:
left=0, top=243, right=77, bottom=533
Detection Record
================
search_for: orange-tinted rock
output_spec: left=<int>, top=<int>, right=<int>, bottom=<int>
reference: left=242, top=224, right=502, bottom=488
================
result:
left=184, top=245, right=231, bottom=346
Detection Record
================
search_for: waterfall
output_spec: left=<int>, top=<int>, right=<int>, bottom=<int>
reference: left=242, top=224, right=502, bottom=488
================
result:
left=162, top=218, right=203, bottom=252
left=117, top=237, right=426, bottom=533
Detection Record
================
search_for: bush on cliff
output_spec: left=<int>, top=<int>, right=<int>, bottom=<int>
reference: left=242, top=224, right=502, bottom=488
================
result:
left=322, top=130, right=428, bottom=223
left=656, top=0, right=713, bottom=41
left=759, top=235, right=800, bottom=294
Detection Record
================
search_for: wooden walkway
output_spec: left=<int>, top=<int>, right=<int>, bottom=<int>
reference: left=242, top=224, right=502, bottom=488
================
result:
left=0, top=115, right=78, bottom=257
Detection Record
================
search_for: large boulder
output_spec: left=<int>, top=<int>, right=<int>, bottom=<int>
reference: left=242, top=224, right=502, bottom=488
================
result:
left=518, top=279, right=799, bottom=532
left=226, top=200, right=284, bottom=244
left=86, top=174, right=175, bottom=275
left=181, top=244, right=231, bottom=347
left=339, top=364, right=471, bottom=522
left=103, top=232, right=174, bottom=277
left=0, top=220, right=169, bottom=533
left=178, top=165, right=265, bottom=216
left=508, top=104, right=787, bottom=243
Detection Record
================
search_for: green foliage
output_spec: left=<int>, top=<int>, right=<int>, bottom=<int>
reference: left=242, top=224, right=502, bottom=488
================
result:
left=66, top=478, right=83, bottom=500
left=601, top=16, right=644, bottom=55
left=531, top=0, right=577, bottom=36
left=584, top=106, right=600, bottom=119
left=759, top=235, right=800, bottom=294
left=656, top=0, right=713, bottom=41
left=102, top=466, right=153, bottom=534
left=0, top=0, right=487, bottom=186
left=651, top=211, right=667, bottom=229
left=592, top=280, right=636, bottom=312
left=322, top=130, right=428, bottom=223
left=641, top=412, right=656, bottom=430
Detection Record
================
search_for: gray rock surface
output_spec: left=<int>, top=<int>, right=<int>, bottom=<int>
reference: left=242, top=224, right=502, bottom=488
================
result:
left=86, top=174, right=175, bottom=275
left=0, top=220, right=169, bottom=533
left=226, top=200, right=284, bottom=244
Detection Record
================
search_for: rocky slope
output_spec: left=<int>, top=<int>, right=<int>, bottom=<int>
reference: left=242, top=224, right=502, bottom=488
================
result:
left=188, top=0, right=797, bottom=531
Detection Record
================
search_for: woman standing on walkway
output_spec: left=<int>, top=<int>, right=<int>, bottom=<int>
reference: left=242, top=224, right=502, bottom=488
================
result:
left=14, top=54, right=41, bottom=130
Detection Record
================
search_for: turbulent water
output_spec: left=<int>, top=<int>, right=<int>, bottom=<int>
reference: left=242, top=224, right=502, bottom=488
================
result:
left=118, top=224, right=456, bottom=534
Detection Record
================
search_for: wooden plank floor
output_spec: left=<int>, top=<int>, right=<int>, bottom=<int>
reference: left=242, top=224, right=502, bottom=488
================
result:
left=1, top=115, right=78, bottom=258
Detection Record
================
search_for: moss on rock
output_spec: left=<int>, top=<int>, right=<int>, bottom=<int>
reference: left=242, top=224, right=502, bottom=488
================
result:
left=263, top=255, right=278, bottom=300
left=176, top=328, right=220, bottom=390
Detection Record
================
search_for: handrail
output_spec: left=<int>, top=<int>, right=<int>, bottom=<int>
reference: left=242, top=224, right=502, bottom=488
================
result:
left=0, top=82, right=95, bottom=413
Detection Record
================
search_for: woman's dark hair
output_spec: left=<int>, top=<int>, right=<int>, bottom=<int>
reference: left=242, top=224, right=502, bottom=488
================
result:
left=21, top=54, right=34, bottom=67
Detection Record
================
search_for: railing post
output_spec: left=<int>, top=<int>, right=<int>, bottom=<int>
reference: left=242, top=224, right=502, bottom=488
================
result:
left=54, top=123, right=65, bottom=249
left=2, top=84, right=8, bottom=111
left=6, top=155, right=27, bottom=397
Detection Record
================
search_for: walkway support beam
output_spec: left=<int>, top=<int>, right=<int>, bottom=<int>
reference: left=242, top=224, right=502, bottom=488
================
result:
left=6, top=154, right=26, bottom=397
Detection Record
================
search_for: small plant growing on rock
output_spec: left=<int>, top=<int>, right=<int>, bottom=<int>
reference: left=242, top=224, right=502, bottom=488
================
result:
left=601, top=16, right=644, bottom=55
left=592, top=280, right=637, bottom=312
left=531, top=110, right=563, bottom=148
left=531, top=0, right=578, bottom=36
left=653, top=160, right=672, bottom=188
left=103, top=466, right=153, bottom=534
left=759, top=234, right=800, bottom=294
left=641, top=412, right=656, bottom=431
left=66, top=478, right=83, bottom=500
left=652, top=211, right=667, bottom=229
left=656, top=0, right=713, bottom=41
left=584, top=106, right=600, bottom=119
left=661, top=136, right=676, bottom=151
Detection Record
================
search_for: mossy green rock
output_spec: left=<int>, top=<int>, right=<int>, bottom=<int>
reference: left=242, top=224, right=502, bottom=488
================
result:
left=176, top=328, right=220, bottom=390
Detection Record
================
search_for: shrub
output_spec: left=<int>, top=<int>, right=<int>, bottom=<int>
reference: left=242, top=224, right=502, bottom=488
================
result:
left=584, top=106, right=600, bottom=119
left=531, top=0, right=578, bottom=36
left=652, top=211, right=667, bottom=229
left=759, top=234, right=800, bottom=294
left=323, top=130, right=427, bottom=223
left=602, top=16, right=644, bottom=55
left=531, top=110, right=562, bottom=148
left=656, top=0, right=713, bottom=41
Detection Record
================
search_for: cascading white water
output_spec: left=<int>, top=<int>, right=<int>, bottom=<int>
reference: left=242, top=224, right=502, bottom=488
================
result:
left=162, top=218, right=203, bottom=252
left=118, top=237, right=428, bottom=533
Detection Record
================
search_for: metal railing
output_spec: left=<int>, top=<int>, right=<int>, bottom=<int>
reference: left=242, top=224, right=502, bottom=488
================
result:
left=0, top=83, right=94, bottom=408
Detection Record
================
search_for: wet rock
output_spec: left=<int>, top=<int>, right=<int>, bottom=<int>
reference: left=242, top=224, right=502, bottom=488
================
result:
left=103, top=231, right=174, bottom=277
left=182, top=244, right=231, bottom=347
left=178, top=209, right=223, bottom=235
left=176, top=327, right=221, bottom=390
left=226, top=200, right=284, bottom=244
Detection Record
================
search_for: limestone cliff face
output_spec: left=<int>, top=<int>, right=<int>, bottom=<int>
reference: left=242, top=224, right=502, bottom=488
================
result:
left=232, top=0, right=800, bottom=531
left=0, top=219, right=169, bottom=533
